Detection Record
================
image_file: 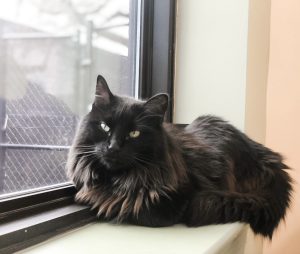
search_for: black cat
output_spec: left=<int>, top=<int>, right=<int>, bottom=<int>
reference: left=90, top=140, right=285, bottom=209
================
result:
left=67, top=75, right=292, bottom=238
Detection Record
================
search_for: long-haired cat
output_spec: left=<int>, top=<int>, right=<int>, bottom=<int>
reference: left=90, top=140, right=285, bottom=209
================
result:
left=67, top=75, right=292, bottom=238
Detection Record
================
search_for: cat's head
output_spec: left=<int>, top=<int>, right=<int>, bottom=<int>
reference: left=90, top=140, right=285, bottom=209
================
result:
left=71, top=75, right=169, bottom=173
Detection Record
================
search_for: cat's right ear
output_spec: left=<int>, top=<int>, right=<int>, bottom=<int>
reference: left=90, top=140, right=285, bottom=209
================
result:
left=144, top=93, right=169, bottom=117
left=94, top=75, right=113, bottom=106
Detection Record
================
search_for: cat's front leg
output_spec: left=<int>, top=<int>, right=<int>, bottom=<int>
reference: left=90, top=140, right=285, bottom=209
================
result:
left=126, top=195, right=187, bottom=227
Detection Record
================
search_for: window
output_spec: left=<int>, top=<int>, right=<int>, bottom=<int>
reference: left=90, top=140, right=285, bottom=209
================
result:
left=0, top=0, right=176, bottom=251
left=0, top=0, right=136, bottom=198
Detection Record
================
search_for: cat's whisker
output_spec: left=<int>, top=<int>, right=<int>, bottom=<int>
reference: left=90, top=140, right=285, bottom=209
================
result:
left=134, top=158, right=155, bottom=168
left=75, top=145, right=96, bottom=149
left=81, top=154, right=97, bottom=161
left=72, top=149, right=95, bottom=153
left=81, top=153, right=97, bottom=157
left=72, top=151, right=96, bottom=155
left=77, top=152, right=96, bottom=156
left=73, top=147, right=95, bottom=151
left=134, top=155, right=158, bottom=166
left=138, top=155, right=169, bottom=168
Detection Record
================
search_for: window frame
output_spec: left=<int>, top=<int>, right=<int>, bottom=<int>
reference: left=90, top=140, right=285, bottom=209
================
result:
left=137, top=0, right=176, bottom=121
left=0, top=0, right=177, bottom=252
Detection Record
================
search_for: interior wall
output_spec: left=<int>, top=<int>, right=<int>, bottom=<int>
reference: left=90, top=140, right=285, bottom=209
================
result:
left=244, top=0, right=271, bottom=252
left=244, top=0, right=271, bottom=144
left=264, top=0, right=300, bottom=253
left=174, top=0, right=249, bottom=130
left=174, top=1, right=273, bottom=253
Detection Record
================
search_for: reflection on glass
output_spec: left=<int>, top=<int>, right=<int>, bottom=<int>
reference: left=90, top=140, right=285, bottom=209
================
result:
left=0, top=0, right=135, bottom=197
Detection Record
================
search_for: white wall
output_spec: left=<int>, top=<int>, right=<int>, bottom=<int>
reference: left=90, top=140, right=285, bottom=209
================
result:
left=174, top=0, right=249, bottom=130
left=173, top=1, right=272, bottom=253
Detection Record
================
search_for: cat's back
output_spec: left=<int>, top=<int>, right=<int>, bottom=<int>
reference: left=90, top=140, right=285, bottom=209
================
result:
left=184, top=115, right=264, bottom=175
left=164, top=115, right=252, bottom=159
left=185, top=115, right=239, bottom=144
left=183, top=115, right=256, bottom=163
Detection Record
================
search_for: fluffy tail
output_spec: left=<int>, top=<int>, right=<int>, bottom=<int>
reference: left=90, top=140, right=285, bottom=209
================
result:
left=185, top=157, right=292, bottom=238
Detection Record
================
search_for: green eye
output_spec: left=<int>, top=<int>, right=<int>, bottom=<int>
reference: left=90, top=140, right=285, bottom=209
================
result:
left=100, top=122, right=110, bottom=132
left=129, top=130, right=140, bottom=138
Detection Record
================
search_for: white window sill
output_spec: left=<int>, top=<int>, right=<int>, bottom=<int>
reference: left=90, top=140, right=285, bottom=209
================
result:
left=18, top=222, right=247, bottom=254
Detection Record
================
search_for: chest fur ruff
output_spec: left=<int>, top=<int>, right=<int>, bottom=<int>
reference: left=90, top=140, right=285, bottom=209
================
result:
left=75, top=185, right=172, bottom=220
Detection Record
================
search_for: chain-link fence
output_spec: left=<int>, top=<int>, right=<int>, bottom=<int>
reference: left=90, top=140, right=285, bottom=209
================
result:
left=0, top=77, right=79, bottom=196
left=0, top=1, right=132, bottom=196
left=1, top=83, right=79, bottom=194
left=0, top=20, right=80, bottom=195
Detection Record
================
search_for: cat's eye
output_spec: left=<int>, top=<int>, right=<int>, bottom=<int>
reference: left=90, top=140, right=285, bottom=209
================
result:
left=129, top=130, right=140, bottom=138
left=100, top=122, right=110, bottom=133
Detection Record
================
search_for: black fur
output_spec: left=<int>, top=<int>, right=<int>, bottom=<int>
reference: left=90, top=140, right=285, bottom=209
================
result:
left=67, top=75, right=292, bottom=238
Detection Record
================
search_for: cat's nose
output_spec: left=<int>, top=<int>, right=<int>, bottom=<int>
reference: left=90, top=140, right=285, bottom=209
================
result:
left=108, top=139, right=120, bottom=152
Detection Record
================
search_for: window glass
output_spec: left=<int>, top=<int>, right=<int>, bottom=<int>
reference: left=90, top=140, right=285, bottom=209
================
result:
left=0, top=0, right=137, bottom=197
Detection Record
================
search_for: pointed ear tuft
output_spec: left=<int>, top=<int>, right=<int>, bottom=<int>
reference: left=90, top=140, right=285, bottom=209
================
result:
left=95, top=75, right=112, bottom=105
left=144, top=93, right=169, bottom=118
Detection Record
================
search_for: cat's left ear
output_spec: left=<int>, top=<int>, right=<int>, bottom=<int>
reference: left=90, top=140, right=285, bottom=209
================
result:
left=144, top=93, right=169, bottom=117
left=94, top=75, right=113, bottom=105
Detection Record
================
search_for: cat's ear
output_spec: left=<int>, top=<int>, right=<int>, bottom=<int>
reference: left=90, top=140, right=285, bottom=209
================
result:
left=144, top=93, right=169, bottom=117
left=94, top=75, right=113, bottom=105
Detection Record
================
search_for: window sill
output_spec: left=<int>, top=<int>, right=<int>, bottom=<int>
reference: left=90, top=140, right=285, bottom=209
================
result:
left=17, top=222, right=247, bottom=254
left=0, top=204, right=95, bottom=254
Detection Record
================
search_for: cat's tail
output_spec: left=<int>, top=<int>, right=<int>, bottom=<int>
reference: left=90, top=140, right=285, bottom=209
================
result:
left=250, top=148, right=293, bottom=237
left=185, top=167, right=292, bottom=238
